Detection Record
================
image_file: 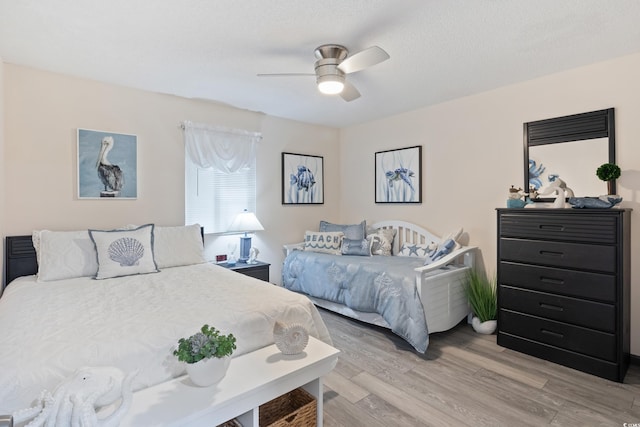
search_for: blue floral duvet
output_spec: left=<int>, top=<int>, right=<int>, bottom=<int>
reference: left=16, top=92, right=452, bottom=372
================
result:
left=282, top=250, right=429, bottom=353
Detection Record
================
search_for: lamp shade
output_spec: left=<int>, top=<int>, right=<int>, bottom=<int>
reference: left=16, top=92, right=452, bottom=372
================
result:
left=227, top=210, right=264, bottom=233
left=317, top=74, right=345, bottom=95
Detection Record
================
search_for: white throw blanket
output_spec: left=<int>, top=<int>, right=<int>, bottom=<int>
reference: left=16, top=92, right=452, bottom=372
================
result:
left=0, top=263, right=331, bottom=413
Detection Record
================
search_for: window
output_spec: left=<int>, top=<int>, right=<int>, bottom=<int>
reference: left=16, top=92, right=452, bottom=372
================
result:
left=185, top=156, right=256, bottom=234
left=182, top=121, right=261, bottom=234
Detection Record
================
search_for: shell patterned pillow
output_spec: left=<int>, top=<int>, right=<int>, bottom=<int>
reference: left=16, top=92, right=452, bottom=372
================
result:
left=89, top=224, right=159, bottom=279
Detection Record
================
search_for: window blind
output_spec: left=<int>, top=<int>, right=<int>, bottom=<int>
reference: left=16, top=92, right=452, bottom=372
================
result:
left=185, top=156, right=256, bottom=234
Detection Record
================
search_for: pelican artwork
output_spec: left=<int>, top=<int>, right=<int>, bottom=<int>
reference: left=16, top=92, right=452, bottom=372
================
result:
left=96, top=136, right=124, bottom=197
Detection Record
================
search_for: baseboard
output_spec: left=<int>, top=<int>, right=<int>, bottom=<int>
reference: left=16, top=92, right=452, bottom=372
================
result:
left=631, top=354, right=640, bottom=366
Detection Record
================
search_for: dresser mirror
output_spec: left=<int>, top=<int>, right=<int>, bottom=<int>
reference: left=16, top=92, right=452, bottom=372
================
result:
left=523, top=108, right=615, bottom=202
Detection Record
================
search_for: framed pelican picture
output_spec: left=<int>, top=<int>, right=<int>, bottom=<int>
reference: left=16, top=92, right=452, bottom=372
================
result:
left=375, top=145, right=422, bottom=203
left=77, top=128, right=137, bottom=199
left=282, top=152, right=324, bottom=205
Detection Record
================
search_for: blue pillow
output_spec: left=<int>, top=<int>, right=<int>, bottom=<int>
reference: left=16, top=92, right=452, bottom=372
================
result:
left=341, top=238, right=372, bottom=256
left=424, top=238, right=457, bottom=265
left=319, top=220, right=366, bottom=240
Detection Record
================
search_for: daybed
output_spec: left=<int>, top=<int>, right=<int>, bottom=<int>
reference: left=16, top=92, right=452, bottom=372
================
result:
left=282, top=220, right=476, bottom=353
left=0, top=224, right=332, bottom=423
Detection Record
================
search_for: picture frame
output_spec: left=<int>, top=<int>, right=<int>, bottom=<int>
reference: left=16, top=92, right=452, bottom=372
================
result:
left=77, top=128, right=137, bottom=199
left=282, top=152, right=324, bottom=205
left=375, top=145, right=422, bottom=203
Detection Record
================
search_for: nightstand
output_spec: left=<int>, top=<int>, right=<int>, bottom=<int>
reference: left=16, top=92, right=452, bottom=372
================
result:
left=219, top=261, right=270, bottom=282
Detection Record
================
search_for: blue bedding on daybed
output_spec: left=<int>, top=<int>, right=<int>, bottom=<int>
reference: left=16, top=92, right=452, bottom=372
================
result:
left=282, top=250, right=429, bottom=353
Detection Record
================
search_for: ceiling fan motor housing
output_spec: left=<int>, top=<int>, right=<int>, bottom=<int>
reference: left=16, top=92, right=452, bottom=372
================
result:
left=314, top=44, right=348, bottom=83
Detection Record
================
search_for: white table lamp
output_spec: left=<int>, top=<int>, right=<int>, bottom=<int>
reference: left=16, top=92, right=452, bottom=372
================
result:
left=227, top=209, right=264, bottom=263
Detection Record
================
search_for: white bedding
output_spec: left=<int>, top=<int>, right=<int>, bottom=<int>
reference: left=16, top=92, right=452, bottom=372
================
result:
left=0, top=263, right=331, bottom=413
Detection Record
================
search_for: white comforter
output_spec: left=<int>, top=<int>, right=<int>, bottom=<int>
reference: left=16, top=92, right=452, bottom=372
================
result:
left=0, top=263, right=332, bottom=413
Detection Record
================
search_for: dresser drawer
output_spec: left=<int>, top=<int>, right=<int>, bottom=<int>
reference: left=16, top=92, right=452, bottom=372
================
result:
left=499, top=212, right=617, bottom=244
left=499, top=262, right=616, bottom=302
left=500, top=286, right=615, bottom=332
left=499, top=310, right=616, bottom=361
left=500, top=238, right=615, bottom=273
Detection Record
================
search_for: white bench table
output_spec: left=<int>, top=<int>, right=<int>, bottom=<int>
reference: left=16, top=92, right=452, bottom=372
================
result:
left=120, top=337, right=339, bottom=427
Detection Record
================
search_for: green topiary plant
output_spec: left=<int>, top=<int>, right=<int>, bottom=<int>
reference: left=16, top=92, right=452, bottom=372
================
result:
left=596, top=163, right=621, bottom=182
left=464, top=270, right=497, bottom=322
left=173, top=324, right=236, bottom=364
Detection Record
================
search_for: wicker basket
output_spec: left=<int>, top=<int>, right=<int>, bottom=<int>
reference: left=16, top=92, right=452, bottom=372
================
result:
left=259, top=388, right=317, bottom=427
left=217, top=419, right=242, bottom=427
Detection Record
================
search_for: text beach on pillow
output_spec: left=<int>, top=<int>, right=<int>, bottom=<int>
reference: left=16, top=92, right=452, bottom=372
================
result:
left=227, top=209, right=264, bottom=262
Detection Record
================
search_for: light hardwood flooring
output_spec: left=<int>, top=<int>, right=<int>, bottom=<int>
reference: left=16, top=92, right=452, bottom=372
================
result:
left=318, top=309, right=640, bottom=427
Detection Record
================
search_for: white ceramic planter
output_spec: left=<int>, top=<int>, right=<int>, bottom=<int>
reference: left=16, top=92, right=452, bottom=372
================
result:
left=471, top=317, right=497, bottom=334
left=186, top=356, right=231, bottom=387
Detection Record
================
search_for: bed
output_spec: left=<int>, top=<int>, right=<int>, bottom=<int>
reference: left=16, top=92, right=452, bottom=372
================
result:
left=282, top=220, right=476, bottom=353
left=0, top=224, right=332, bottom=419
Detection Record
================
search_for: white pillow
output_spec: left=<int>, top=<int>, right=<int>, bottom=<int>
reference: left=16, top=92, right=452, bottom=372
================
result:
left=423, top=228, right=464, bottom=265
left=154, top=224, right=206, bottom=268
left=303, top=231, right=344, bottom=255
left=366, top=228, right=396, bottom=256
left=34, top=230, right=98, bottom=282
left=89, top=224, right=159, bottom=279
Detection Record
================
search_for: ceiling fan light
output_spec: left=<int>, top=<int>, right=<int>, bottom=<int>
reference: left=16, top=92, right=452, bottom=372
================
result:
left=317, top=75, right=345, bottom=95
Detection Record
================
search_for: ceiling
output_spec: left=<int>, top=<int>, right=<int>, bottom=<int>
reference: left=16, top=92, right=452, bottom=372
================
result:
left=1, top=1, right=639, bottom=128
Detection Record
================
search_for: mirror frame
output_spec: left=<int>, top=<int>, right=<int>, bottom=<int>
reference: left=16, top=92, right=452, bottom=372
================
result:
left=523, top=108, right=615, bottom=202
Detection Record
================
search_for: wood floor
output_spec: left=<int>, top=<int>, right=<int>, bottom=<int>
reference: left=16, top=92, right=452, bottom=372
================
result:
left=318, top=309, right=640, bottom=427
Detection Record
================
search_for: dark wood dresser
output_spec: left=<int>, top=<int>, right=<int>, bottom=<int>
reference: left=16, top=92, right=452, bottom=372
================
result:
left=496, top=208, right=630, bottom=382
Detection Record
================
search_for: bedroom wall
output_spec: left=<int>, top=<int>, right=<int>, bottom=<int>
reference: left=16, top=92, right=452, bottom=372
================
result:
left=339, top=52, right=640, bottom=356
left=1, top=64, right=340, bottom=286
left=0, top=59, right=5, bottom=293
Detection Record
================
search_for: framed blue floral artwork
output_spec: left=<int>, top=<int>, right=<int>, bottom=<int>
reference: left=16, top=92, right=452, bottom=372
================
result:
left=375, top=145, right=422, bottom=203
left=282, top=152, right=324, bottom=204
left=77, top=128, right=137, bottom=199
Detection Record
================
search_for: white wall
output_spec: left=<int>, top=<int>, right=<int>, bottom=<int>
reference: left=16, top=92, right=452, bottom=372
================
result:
left=1, top=64, right=340, bottom=284
left=0, top=59, right=5, bottom=292
left=339, top=52, right=640, bottom=355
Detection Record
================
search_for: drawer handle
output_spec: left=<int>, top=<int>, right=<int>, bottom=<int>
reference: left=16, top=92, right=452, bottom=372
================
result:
left=541, top=329, right=564, bottom=339
left=539, top=224, right=565, bottom=231
left=539, top=250, right=564, bottom=257
left=540, top=276, right=565, bottom=285
left=539, top=303, right=564, bottom=312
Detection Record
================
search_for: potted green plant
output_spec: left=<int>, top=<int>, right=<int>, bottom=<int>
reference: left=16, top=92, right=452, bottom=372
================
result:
left=464, top=270, right=497, bottom=334
left=173, top=324, right=237, bottom=386
left=596, top=163, right=621, bottom=195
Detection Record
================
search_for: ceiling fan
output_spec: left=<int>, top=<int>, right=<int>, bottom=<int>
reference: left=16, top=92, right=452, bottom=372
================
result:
left=257, top=44, right=390, bottom=101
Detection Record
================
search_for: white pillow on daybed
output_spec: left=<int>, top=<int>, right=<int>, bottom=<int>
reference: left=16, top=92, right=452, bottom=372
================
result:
left=304, top=230, right=344, bottom=255
left=423, top=228, right=464, bottom=265
left=366, top=228, right=396, bottom=256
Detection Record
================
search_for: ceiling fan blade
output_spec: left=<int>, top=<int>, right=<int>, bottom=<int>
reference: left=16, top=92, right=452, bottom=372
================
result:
left=257, top=73, right=315, bottom=77
left=337, top=46, right=389, bottom=74
left=340, top=81, right=361, bottom=102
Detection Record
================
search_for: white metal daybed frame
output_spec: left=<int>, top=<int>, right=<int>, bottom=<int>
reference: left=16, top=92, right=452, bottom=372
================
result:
left=284, top=220, right=477, bottom=335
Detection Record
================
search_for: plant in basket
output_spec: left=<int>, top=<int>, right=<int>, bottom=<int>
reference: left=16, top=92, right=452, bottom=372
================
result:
left=173, top=324, right=236, bottom=386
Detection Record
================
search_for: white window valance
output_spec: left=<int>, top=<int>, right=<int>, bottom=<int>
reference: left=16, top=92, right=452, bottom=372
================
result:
left=182, top=121, right=262, bottom=173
